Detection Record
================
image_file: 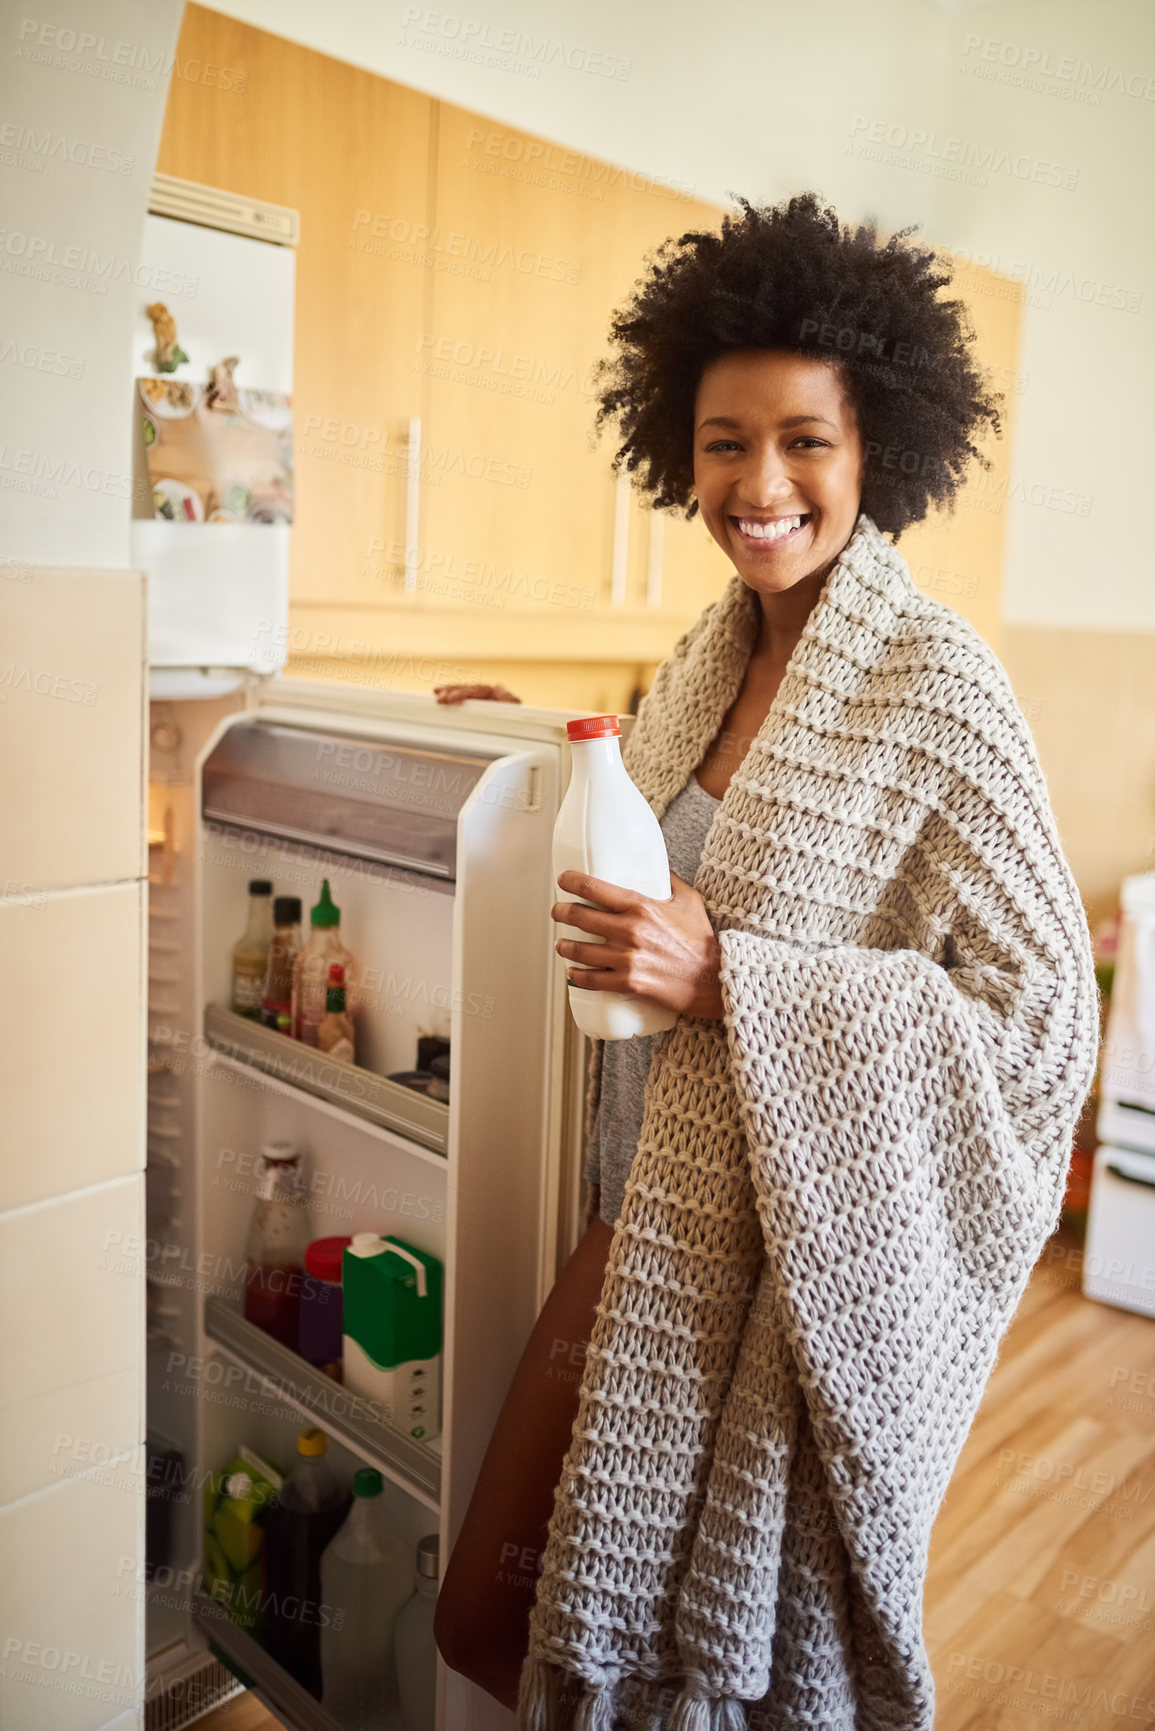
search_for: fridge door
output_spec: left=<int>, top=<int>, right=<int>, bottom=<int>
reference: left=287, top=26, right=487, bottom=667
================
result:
left=150, top=681, right=594, bottom=1731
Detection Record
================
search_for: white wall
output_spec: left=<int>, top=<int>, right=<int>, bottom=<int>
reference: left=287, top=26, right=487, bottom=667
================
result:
left=211, top=0, right=1153, bottom=632
left=0, top=0, right=184, bottom=567
left=0, top=5, right=183, bottom=1728
left=933, top=0, right=1153, bottom=629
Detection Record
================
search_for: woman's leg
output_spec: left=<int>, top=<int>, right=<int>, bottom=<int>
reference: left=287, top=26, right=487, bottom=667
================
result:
left=434, top=1208, right=615, bottom=1711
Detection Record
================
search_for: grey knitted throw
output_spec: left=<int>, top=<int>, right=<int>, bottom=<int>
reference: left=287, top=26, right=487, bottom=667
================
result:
left=515, top=514, right=1100, bottom=1731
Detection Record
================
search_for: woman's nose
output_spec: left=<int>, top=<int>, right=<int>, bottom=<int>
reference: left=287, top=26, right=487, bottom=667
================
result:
left=736, top=444, right=792, bottom=507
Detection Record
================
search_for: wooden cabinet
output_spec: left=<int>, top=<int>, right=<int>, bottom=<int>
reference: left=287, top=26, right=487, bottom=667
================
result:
left=156, top=7, right=1019, bottom=706
left=355, top=103, right=732, bottom=676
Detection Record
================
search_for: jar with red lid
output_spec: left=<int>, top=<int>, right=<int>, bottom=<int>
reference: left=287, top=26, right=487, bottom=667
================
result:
left=299, top=1235, right=353, bottom=1378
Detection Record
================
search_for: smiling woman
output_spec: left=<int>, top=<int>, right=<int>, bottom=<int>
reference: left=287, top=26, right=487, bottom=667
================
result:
left=434, top=192, right=1098, bottom=1731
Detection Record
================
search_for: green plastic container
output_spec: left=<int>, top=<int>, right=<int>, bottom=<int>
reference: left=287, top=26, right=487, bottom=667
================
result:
left=341, top=1235, right=443, bottom=1442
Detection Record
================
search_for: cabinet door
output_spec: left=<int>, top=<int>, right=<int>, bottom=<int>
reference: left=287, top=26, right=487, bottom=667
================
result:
left=157, top=8, right=434, bottom=630
left=372, top=104, right=728, bottom=670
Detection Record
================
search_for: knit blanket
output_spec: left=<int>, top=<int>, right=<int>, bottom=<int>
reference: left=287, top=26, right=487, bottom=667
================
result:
left=516, top=513, right=1100, bottom=1731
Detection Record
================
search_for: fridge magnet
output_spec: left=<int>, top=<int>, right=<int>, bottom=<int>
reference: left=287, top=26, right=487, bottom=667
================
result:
left=205, top=354, right=240, bottom=412
left=136, top=372, right=294, bottom=525
left=146, top=301, right=189, bottom=373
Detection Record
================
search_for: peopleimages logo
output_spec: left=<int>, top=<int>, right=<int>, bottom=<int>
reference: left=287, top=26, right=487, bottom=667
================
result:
left=846, top=116, right=1079, bottom=190
left=961, top=33, right=1155, bottom=102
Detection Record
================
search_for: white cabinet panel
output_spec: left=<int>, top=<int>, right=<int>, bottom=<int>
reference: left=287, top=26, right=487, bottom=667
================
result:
left=0, top=567, right=145, bottom=892
left=0, top=1459, right=144, bottom=1731
left=0, top=883, right=145, bottom=1211
left=0, top=1176, right=144, bottom=1506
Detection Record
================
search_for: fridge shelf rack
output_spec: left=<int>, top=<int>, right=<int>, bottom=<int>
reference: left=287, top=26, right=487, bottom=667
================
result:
left=203, top=1004, right=449, bottom=1156
left=189, top=1588, right=352, bottom=1731
left=203, top=1295, right=442, bottom=1508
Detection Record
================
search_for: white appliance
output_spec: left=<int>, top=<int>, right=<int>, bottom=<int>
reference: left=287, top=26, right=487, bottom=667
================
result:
left=140, top=182, right=593, bottom=1731
left=132, top=174, right=297, bottom=693
left=1084, top=870, right=1155, bottom=1317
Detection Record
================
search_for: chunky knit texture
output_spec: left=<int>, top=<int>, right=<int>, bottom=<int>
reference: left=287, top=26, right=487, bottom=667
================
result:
left=517, top=513, right=1100, bottom=1731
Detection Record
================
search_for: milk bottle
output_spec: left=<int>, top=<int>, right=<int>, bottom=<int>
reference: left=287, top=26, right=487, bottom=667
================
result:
left=553, top=714, right=679, bottom=1040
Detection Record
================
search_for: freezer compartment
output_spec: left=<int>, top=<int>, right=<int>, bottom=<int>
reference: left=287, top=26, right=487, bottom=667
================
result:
left=202, top=719, right=491, bottom=879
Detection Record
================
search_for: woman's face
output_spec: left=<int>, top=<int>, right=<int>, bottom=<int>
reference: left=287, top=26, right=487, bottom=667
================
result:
left=692, top=348, right=865, bottom=604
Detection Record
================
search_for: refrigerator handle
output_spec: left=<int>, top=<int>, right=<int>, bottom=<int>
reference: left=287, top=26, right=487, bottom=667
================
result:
left=1105, top=1160, right=1155, bottom=1191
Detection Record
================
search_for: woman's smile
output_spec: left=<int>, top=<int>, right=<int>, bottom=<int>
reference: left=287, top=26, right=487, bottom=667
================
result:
left=729, top=511, right=812, bottom=552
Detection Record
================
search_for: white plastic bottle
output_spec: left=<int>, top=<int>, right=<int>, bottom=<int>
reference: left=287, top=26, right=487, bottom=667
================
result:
left=553, top=714, right=679, bottom=1040
left=320, top=1468, right=413, bottom=1729
left=393, top=1534, right=439, bottom=1731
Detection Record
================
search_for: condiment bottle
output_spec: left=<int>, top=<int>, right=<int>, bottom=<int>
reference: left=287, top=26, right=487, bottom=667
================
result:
left=393, top=1534, right=439, bottom=1731
left=320, top=1468, right=412, bottom=1726
left=299, top=1235, right=353, bottom=1378
left=262, top=895, right=303, bottom=1029
left=262, top=1429, right=351, bottom=1698
left=231, top=879, right=274, bottom=1019
left=552, top=715, right=678, bottom=1039
left=243, top=1140, right=311, bottom=1348
left=292, top=880, right=355, bottom=1047
left=318, top=963, right=355, bottom=1063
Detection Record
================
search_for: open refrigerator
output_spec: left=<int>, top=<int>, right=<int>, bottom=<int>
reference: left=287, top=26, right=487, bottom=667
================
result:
left=139, top=181, right=592, bottom=1731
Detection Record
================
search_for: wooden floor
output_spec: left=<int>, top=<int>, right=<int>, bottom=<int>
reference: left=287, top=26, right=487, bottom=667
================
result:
left=198, top=1219, right=1155, bottom=1731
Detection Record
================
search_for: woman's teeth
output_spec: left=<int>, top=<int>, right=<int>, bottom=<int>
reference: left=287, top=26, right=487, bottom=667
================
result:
left=734, top=515, right=806, bottom=542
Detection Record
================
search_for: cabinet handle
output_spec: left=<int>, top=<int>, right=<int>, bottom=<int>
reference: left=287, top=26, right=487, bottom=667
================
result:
left=1106, top=1160, right=1155, bottom=1190
left=611, top=470, right=629, bottom=605
left=405, top=413, right=421, bottom=593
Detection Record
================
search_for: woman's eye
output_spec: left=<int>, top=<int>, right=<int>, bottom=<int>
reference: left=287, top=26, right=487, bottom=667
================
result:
left=703, top=437, right=830, bottom=453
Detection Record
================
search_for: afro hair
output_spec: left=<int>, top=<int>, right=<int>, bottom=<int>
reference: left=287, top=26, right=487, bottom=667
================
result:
left=588, top=191, right=1002, bottom=537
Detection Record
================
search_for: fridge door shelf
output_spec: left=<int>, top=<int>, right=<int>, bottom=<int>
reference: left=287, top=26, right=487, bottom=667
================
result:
left=204, top=1294, right=442, bottom=1507
left=204, top=1003, right=449, bottom=1156
left=189, top=1589, right=350, bottom=1731
left=202, top=717, right=491, bottom=880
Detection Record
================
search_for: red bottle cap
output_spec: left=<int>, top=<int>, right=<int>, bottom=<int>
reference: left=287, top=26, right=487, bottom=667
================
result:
left=567, top=715, right=620, bottom=742
left=305, top=1236, right=353, bottom=1282
left=328, top=963, right=345, bottom=983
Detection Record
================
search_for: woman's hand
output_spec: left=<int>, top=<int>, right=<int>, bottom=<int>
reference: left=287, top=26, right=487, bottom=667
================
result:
left=551, top=868, right=725, bottom=1021
left=433, top=683, right=522, bottom=704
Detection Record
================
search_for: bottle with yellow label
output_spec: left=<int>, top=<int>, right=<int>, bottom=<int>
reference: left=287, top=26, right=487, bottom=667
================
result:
left=231, top=880, right=274, bottom=1019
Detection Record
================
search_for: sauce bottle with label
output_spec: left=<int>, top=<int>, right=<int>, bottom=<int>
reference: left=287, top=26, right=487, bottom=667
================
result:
left=318, top=964, right=355, bottom=1063
left=262, top=896, right=303, bottom=1030
left=231, top=879, right=274, bottom=1019
left=292, top=881, right=356, bottom=1047
left=243, top=1140, right=311, bottom=1348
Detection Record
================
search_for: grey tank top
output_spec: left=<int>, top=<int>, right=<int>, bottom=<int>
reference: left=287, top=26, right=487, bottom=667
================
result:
left=583, top=771, right=722, bottom=1227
